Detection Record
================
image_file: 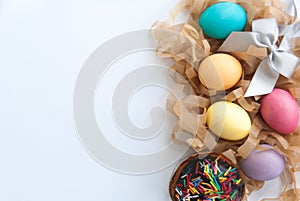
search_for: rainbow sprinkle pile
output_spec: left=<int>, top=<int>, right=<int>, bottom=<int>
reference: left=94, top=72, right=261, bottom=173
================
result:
left=173, top=154, right=244, bottom=201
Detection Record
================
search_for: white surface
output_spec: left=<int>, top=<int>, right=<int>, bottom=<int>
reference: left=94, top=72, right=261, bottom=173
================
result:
left=0, top=0, right=299, bottom=201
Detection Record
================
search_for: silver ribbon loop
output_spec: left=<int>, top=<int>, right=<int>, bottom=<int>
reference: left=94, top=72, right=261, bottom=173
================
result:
left=218, top=18, right=300, bottom=97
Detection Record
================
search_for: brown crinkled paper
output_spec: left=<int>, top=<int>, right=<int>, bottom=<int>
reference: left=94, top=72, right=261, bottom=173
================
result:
left=151, top=0, right=300, bottom=200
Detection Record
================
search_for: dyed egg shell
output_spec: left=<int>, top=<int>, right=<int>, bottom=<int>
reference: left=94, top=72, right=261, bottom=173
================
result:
left=207, top=101, right=251, bottom=141
left=260, top=88, right=299, bottom=134
left=198, top=53, right=242, bottom=91
left=199, top=2, right=247, bottom=39
left=239, top=144, right=285, bottom=181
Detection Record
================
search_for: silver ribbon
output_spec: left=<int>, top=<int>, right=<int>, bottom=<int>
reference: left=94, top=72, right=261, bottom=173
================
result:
left=218, top=18, right=300, bottom=97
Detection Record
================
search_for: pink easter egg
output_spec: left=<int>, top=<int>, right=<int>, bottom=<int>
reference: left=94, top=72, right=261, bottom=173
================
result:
left=260, top=88, right=299, bottom=134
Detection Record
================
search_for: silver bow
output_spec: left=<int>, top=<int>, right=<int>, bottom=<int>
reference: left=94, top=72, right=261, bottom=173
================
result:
left=218, top=18, right=300, bottom=97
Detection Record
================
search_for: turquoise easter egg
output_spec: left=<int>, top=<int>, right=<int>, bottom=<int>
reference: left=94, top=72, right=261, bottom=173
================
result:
left=199, top=2, right=247, bottom=39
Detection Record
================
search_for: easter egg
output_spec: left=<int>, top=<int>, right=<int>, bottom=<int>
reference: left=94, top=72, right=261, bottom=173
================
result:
left=199, top=2, right=247, bottom=39
left=260, top=88, right=299, bottom=134
left=198, top=53, right=242, bottom=91
left=169, top=153, right=245, bottom=201
left=239, top=144, right=286, bottom=181
left=207, top=101, right=251, bottom=141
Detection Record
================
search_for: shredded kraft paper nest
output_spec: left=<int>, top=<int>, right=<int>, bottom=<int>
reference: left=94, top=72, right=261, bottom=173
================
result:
left=151, top=0, right=300, bottom=200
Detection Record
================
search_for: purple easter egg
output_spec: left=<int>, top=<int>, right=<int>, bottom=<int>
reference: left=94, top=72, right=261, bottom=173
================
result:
left=239, top=144, right=285, bottom=181
left=260, top=88, right=299, bottom=134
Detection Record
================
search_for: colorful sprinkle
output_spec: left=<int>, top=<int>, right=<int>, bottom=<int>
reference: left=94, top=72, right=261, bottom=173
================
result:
left=173, top=154, right=244, bottom=201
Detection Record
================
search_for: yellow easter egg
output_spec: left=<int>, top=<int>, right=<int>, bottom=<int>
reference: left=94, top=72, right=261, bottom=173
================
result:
left=198, top=53, right=242, bottom=90
left=207, top=101, right=251, bottom=141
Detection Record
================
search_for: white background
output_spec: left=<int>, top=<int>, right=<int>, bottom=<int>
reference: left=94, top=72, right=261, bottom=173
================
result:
left=0, top=0, right=299, bottom=201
